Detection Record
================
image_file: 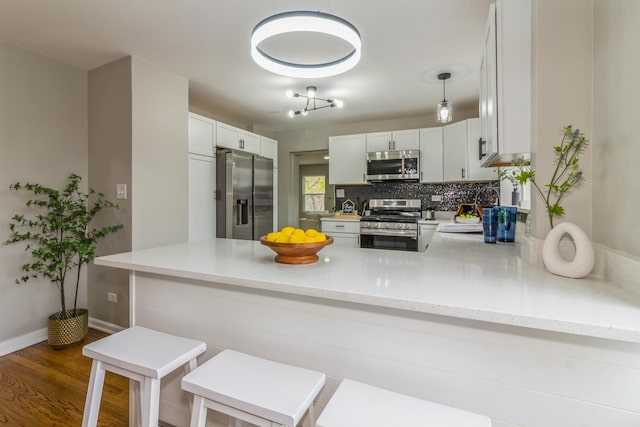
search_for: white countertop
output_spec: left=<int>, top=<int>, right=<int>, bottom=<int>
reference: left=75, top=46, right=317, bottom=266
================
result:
left=95, top=234, right=640, bottom=343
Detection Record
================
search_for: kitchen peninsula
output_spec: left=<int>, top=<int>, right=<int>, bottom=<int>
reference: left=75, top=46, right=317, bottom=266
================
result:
left=95, top=235, right=640, bottom=427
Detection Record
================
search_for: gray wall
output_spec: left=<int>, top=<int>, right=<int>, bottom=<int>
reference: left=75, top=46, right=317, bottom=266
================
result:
left=88, top=56, right=189, bottom=328
left=0, top=40, right=88, bottom=345
left=593, top=0, right=640, bottom=257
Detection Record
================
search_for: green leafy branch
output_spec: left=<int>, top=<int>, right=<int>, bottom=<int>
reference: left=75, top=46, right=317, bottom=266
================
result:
left=6, top=174, right=123, bottom=317
left=512, top=125, right=588, bottom=229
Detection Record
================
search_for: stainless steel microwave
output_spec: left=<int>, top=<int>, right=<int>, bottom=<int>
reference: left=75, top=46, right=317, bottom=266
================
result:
left=366, top=150, right=419, bottom=182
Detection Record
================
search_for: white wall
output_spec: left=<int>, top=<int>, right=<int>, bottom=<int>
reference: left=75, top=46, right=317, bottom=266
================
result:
left=0, top=41, right=87, bottom=348
left=593, top=0, right=640, bottom=258
left=530, top=0, right=593, bottom=239
left=131, top=57, right=189, bottom=250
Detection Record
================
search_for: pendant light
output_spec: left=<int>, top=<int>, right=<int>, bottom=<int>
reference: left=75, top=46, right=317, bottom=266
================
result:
left=437, top=72, right=453, bottom=123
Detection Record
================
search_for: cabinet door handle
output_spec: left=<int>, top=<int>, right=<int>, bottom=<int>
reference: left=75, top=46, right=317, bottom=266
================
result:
left=462, top=168, right=466, bottom=179
left=363, top=173, right=366, bottom=182
left=479, top=138, right=486, bottom=160
left=420, top=171, right=423, bottom=181
left=335, top=224, right=345, bottom=228
left=357, top=235, right=360, bottom=245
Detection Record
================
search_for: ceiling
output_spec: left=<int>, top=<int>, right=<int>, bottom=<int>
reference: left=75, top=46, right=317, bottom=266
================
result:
left=0, top=0, right=494, bottom=132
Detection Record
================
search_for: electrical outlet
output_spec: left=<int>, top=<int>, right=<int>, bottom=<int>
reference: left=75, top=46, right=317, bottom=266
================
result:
left=107, top=292, right=117, bottom=303
left=431, top=195, right=443, bottom=202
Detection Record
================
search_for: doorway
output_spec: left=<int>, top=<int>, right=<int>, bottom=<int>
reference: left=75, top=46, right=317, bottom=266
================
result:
left=291, top=150, right=334, bottom=229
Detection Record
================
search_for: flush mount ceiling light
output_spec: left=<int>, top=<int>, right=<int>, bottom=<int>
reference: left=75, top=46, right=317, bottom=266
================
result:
left=437, top=72, right=453, bottom=123
left=251, top=10, right=361, bottom=79
left=287, top=86, right=343, bottom=117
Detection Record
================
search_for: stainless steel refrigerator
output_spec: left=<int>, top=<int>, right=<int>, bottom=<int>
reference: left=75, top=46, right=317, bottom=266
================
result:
left=216, top=149, right=273, bottom=240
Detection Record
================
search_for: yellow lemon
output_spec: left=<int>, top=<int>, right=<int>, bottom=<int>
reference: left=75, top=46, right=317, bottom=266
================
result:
left=305, top=228, right=318, bottom=237
left=275, top=235, right=290, bottom=243
left=266, top=232, right=280, bottom=242
left=289, top=235, right=305, bottom=244
left=280, top=226, right=295, bottom=236
left=292, top=229, right=305, bottom=239
left=314, top=233, right=327, bottom=242
left=303, top=236, right=316, bottom=243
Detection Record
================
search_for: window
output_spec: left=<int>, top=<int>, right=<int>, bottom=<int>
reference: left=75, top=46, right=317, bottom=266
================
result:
left=302, top=175, right=325, bottom=212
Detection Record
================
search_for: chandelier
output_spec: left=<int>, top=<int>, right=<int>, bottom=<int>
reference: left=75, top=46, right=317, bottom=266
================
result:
left=287, top=86, right=343, bottom=117
left=251, top=10, right=361, bottom=79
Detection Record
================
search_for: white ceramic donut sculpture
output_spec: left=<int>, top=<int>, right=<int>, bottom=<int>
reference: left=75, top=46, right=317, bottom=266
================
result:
left=542, top=222, right=595, bottom=278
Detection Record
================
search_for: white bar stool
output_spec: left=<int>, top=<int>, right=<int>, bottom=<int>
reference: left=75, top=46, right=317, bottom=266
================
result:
left=182, top=349, right=325, bottom=427
left=81, top=326, right=206, bottom=427
left=316, top=379, right=491, bottom=427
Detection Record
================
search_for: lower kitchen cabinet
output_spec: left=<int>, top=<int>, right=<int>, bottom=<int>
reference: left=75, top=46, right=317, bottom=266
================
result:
left=320, top=218, right=360, bottom=248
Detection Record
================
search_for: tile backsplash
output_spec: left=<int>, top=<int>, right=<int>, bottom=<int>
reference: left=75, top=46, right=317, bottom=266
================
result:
left=334, top=181, right=500, bottom=213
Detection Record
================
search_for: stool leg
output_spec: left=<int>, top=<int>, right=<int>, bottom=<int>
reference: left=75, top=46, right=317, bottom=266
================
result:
left=82, top=360, right=106, bottom=427
left=185, top=357, right=199, bottom=415
left=190, top=395, right=207, bottom=427
left=141, top=377, right=161, bottom=427
left=306, top=402, right=316, bottom=427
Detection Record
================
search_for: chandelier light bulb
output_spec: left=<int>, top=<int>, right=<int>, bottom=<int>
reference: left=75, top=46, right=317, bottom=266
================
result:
left=334, top=99, right=344, bottom=108
left=286, top=90, right=295, bottom=98
left=288, top=110, right=295, bottom=118
left=306, top=86, right=317, bottom=99
left=302, top=109, right=308, bottom=116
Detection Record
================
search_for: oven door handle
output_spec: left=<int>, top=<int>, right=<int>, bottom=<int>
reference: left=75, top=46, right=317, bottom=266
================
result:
left=360, top=229, right=417, bottom=238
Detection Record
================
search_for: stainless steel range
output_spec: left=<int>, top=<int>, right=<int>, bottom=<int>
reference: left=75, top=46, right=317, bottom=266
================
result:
left=360, top=199, right=422, bottom=251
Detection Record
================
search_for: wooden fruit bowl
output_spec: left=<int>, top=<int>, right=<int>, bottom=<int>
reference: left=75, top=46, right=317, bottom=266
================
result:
left=259, top=236, right=334, bottom=264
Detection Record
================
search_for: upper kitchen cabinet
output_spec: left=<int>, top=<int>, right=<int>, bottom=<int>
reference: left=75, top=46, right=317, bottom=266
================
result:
left=329, top=134, right=367, bottom=184
left=366, top=129, right=420, bottom=152
left=260, top=136, right=278, bottom=168
left=217, top=122, right=261, bottom=155
left=444, top=119, right=497, bottom=182
left=479, top=0, right=531, bottom=166
left=419, top=127, right=443, bottom=183
left=188, top=113, right=216, bottom=157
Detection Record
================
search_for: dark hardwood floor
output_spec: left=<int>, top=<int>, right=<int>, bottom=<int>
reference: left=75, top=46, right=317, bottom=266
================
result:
left=0, top=328, right=128, bottom=426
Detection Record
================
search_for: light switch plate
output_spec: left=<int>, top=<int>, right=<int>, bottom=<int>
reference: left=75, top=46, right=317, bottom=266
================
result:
left=431, top=195, right=442, bottom=202
left=116, top=184, right=127, bottom=200
left=336, top=189, right=345, bottom=198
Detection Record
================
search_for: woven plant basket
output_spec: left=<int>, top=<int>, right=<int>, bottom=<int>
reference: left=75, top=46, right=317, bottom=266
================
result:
left=48, top=308, right=88, bottom=350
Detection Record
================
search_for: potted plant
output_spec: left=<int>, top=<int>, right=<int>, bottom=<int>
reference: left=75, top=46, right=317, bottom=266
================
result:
left=511, top=125, right=588, bottom=228
left=6, top=173, right=123, bottom=349
left=511, top=125, right=593, bottom=278
left=497, top=167, right=520, bottom=206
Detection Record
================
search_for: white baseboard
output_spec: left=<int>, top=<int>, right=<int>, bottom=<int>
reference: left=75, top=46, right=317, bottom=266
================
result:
left=88, top=317, right=125, bottom=334
left=0, top=328, right=47, bottom=357
left=0, top=318, right=124, bottom=357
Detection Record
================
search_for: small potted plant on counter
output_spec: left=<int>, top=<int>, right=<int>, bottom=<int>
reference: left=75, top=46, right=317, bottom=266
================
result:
left=6, top=173, right=123, bottom=349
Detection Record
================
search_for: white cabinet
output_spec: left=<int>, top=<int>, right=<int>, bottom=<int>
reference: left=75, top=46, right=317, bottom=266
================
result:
left=479, top=0, right=531, bottom=166
left=467, top=118, right=497, bottom=180
left=188, top=153, right=216, bottom=242
left=328, top=134, right=367, bottom=184
left=217, top=122, right=261, bottom=154
left=444, top=119, right=497, bottom=182
left=188, top=113, right=216, bottom=156
left=443, top=121, right=468, bottom=181
left=366, top=129, right=420, bottom=152
left=260, top=136, right=278, bottom=168
left=321, top=219, right=360, bottom=248
left=419, top=127, right=443, bottom=182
